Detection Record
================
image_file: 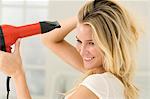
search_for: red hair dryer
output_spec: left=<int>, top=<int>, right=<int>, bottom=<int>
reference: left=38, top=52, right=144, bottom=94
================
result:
left=0, top=21, right=60, bottom=52
left=0, top=21, right=61, bottom=99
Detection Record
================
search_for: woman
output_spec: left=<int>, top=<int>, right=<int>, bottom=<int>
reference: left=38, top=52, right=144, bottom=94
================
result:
left=0, top=0, right=139, bottom=99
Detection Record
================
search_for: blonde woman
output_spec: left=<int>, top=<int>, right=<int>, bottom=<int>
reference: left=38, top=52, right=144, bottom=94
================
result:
left=0, top=0, right=139, bottom=99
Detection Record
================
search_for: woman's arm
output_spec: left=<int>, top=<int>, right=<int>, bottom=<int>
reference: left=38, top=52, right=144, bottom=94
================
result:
left=69, top=85, right=98, bottom=99
left=41, top=17, right=85, bottom=72
left=0, top=39, right=31, bottom=99
left=12, top=71, right=31, bottom=99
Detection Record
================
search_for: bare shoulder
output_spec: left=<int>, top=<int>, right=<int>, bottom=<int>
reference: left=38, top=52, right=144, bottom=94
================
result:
left=69, top=85, right=99, bottom=99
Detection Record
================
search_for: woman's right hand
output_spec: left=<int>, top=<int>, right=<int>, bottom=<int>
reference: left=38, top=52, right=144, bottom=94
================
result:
left=0, top=39, right=32, bottom=99
left=0, top=39, right=24, bottom=77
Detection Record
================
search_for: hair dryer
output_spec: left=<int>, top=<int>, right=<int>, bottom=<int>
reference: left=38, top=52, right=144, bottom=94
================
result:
left=0, top=21, right=60, bottom=52
left=0, top=21, right=61, bottom=99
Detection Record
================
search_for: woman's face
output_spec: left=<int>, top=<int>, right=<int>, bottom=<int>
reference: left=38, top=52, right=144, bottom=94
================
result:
left=75, top=24, right=104, bottom=70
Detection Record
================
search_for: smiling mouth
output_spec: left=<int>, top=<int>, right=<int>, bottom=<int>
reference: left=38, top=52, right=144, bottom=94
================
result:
left=83, top=57, right=95, bottom=62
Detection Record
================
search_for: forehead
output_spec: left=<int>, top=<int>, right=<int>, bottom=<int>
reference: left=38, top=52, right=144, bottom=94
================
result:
left=76, top=23, right=93, bottom=40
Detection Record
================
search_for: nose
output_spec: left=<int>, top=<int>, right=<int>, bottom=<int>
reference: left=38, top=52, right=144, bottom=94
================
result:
left=79, top=44, right=88, bottom=57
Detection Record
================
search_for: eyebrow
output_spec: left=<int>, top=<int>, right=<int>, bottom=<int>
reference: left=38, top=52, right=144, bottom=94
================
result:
left=76, top=36, right=93, bottom=41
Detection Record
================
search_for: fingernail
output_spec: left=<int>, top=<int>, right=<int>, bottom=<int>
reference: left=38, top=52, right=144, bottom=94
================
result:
left=18, top=38, right=21, bottom=41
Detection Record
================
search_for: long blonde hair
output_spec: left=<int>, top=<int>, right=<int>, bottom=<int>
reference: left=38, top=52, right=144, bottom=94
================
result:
left=76, top=0, right=139, bottom=99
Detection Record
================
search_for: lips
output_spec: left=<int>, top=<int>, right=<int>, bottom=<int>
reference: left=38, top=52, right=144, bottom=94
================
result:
left=83, top=57, right=95, bottom=62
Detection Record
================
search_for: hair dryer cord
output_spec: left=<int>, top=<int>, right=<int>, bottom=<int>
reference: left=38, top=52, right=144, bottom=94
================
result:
left=6, top=76, right=11, bottom=99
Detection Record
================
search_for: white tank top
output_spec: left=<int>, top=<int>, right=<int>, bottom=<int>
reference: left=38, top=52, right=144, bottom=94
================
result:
left=65, top=72, right=125, bottom=99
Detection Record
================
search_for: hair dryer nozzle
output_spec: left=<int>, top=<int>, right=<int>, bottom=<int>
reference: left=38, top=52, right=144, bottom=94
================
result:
left=40, top=21, right=61, bottom=33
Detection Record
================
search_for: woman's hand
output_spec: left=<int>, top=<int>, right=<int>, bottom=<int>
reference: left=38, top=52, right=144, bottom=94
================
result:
left=0, top=39, right=24, bottom=77
left=0, top=39, right=32, bottom=99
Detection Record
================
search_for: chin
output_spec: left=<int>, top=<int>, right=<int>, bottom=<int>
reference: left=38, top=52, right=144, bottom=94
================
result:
left=84, top=63, right=103, bottom=70
left=84, top=64, right=96, bottom=70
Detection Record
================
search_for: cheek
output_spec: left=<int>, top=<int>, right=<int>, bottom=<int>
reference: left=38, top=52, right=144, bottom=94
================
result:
left=96, top=50, right=104, bottom=63
left=92, top=47, right=104, bottom=60
left=89, top=47, right=99, bottom=55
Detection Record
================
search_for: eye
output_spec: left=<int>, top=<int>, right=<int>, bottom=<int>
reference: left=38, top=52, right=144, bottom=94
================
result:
left=76, top=39, right=82, bottom=44
left=88, top=42, right=95, bottom=45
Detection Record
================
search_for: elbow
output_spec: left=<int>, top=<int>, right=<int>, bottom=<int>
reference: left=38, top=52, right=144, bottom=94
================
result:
left=41, top=33, right=60, bottom=48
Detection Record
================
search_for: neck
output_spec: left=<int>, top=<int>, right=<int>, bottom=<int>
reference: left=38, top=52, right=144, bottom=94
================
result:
left=86, top=66, right=106, bottom=74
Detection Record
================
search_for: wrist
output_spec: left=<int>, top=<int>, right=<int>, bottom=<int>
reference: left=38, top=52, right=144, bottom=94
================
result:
left=12, top=69, right=25, bottom=80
